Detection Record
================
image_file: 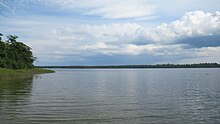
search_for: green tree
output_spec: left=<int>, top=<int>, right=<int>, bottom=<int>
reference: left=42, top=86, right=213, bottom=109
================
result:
left=0, top=33, right=36, bottom=69
left=6, top=35, right=19, bottom=43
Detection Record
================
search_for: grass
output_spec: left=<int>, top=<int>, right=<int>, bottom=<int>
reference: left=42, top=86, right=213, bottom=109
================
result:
left=0, top=68, right=55, bottom=79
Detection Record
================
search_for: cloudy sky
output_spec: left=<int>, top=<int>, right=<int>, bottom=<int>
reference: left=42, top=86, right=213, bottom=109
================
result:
left=0, top=0, right=220, bottom=65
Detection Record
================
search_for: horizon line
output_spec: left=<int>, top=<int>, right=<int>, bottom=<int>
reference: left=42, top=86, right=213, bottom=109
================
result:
left=36, top=63, right=220, bottom=68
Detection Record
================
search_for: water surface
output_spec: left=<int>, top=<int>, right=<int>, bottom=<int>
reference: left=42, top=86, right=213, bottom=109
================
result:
left=0, top=68, right=220, bottom=123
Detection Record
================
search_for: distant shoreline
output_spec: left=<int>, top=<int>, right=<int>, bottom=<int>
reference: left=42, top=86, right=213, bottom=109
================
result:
left=37, top=63, right=220, bottom=69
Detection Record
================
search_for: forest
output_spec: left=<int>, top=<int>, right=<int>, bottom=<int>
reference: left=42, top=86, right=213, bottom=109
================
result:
left=0, top=33, right=35, bottom=69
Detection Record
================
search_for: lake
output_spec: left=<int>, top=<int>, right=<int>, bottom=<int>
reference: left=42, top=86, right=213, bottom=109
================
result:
left=0, top=68, right=220, bottom=124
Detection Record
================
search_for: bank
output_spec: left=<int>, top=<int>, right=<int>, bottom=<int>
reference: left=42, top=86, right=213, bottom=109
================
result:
left=0, top=68, right=55, bottom=80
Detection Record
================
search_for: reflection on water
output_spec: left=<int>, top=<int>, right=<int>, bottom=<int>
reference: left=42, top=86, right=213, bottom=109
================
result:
left=0, top=76, right=34, bottom=123
left=0, top=77, right=33, bottom=103
left=0, top=69, right=220, bottom=124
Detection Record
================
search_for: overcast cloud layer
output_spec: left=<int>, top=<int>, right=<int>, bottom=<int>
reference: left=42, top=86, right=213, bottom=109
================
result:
left=0, top=0, right=220, bottom=65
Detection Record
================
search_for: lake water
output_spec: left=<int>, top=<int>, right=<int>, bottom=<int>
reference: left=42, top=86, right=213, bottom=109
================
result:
left=0, top=68, right=220, bottom=124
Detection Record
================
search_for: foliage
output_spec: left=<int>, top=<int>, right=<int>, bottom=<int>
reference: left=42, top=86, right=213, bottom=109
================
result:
left=0, top=33, right=36, bottom=69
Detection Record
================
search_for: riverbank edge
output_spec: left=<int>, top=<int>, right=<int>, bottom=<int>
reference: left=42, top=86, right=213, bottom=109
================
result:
left=0, top=68, right=55, bottom=79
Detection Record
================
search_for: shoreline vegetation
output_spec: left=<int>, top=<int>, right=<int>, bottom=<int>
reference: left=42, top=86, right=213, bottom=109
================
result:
left=37, top=63, right=220, bottom=69
left=0, top=68, right=54, bottom=79
left=0, top=33, right=54, bottom=80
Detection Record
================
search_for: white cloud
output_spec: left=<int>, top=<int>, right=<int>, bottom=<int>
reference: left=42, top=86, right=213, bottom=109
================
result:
left=31, top=11, right=219, bottom=60
left=1, top=11, right=220, bottom=64
left=84, top=1, right=155, bottom=19
left=42, top=0, right=220, bottom=21
left=54, top=11, right=220, bottom=45
left=154, top=11, right=220, bottom=41
left=45, top=0, right=156, bottom=19
left=194, top=46, right=220, bottom=57
left=1, top=0, right=220, bottom=64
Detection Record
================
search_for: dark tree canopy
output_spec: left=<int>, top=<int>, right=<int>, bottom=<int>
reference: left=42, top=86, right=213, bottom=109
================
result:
left=0, top=33, right=3, bottom=41
left=0, top=33, right=36, bottom=69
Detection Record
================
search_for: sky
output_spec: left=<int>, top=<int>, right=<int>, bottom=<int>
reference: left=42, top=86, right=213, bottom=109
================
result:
left=0, top=0, right=220, bottom=66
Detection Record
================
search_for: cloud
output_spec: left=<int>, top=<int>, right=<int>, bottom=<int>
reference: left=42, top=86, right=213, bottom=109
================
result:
left=83, top=0, right=155, bottom=19
left=1, top=10, right=220, bottom=65
left=179, top=46, right=220, bottom=64
left=42, top=0, right=220, bottom=21
left=1, top=0, right=220, bottom=65
left=160, top=11, right=219, bottom=38
left=1, top=0, right=219, bottom=21
left=53, top=11, right=220, bottom=49
left=49, top=11, right=220, bottom=64
left=177, top=35, right=220, bottom=48
left=44, top=0, right=156, bottom=19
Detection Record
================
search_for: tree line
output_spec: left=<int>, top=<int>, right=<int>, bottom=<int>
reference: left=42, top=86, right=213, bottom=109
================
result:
left=38, top=63, right=220, bottom=69
left=0, top=33, right=35, bottom=69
